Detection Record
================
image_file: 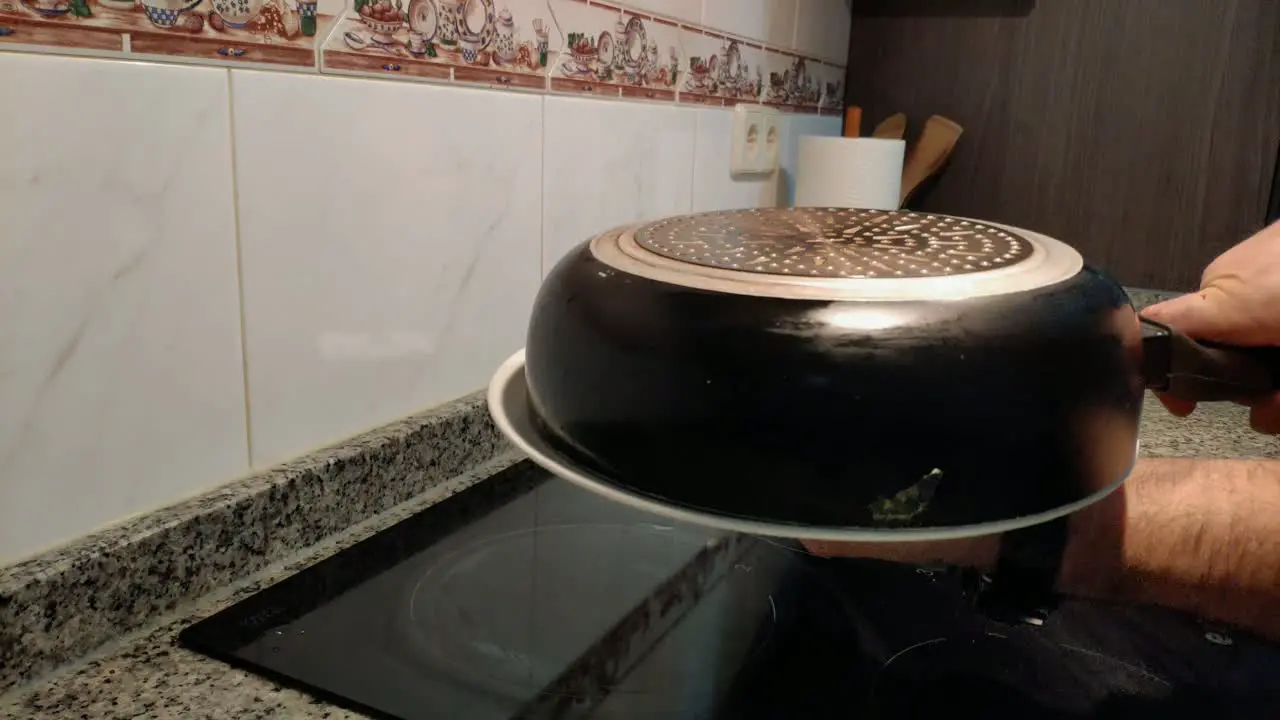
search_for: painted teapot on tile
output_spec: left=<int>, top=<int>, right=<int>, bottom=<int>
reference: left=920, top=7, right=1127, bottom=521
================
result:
left=611, top=15, right=628, bottom=72
left=492, top=6, right=518, bottom=65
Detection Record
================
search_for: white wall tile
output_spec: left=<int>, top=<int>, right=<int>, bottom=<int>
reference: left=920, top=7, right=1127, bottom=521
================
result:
left=795, top=0, right=851, bottom=63
left=231, top=71, right=542, bottom=467
left=0, top=55, right=248, bottom=563
left=691, top=108, right=782, bottom=211
left=702, top=0, right=797, bottom=48
left=777, top=112, right=843, bottom=205
left=542, top=96, right=697, bottom=271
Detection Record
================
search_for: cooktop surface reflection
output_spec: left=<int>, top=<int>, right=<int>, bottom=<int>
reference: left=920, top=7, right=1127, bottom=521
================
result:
left=181, top=462, right=1280, bottom=719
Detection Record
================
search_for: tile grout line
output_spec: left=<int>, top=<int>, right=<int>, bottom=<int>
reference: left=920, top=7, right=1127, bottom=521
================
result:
left=539, top=94, right=547, bottom=280
left=688, top=107, right=699, bottom=212
left=225, top=69, right=257, bottom=469
left=790, top=0, right=800, bottom=52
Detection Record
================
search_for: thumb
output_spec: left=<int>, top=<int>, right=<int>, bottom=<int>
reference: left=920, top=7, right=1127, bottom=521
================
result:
left=1140, top=289, right=1235, bottom=343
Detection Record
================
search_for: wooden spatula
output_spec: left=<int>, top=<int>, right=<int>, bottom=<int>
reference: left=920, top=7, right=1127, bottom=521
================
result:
left=899, top=115, right=963, bottom=207
left=872, top=112, right=907, bottom=139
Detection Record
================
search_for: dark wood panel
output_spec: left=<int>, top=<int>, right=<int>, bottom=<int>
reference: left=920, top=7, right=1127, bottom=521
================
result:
left=1268, top=143, right=1280, bottom=223
left=844, top=0, right=1280, bottom=289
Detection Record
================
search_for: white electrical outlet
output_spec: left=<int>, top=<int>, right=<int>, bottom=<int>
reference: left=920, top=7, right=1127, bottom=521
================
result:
left=731, top=104, right=763, bottom=175
left=731, top=104, right=781, bottom=175
left=760, top=108, right=781, bottom=172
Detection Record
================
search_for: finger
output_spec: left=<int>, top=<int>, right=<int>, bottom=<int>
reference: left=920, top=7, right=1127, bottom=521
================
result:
left=1248, top=394, right=1280, bottom=434
left=1154, top=391, right=1197, bottom=417
left=1140, top=288, right=1236, bottom=344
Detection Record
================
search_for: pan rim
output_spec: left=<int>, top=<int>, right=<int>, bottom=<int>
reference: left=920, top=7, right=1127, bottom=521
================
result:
left=488, top=349, right=1134, bottom=543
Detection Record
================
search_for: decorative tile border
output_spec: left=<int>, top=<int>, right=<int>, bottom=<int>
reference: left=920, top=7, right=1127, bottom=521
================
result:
left=0, top=0, right=333, bottom=68
left=2, top=0, right=845, bottom=112
left=321, top=0, right=555, bottom=86
left=548, top=1, right=681, bottom=101
left=319, top=0, right=843, bottom=112
left=321, top=0, right=843, bottom=111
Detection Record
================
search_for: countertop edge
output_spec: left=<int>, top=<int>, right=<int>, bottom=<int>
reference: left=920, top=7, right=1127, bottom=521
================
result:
left=0, top=390, right=508, bottom=695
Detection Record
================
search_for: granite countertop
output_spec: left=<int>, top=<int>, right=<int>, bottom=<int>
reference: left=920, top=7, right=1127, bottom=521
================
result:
left=2, top=290, right=1278, bottom=719
left=0, top=450, right=527, bottom=720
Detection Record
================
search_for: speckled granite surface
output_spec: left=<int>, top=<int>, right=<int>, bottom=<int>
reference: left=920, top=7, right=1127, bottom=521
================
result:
left=0, top=391, right=507, bottom=698
left=2, top=413, right=1274, bottom=720
left=2, top=288, right=1278, bottom=719
left=0, top=449, right=526, bottom=720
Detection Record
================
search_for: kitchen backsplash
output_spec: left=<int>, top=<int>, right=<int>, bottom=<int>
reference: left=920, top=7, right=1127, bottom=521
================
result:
left=0, top=7, right=844, bottom=564
left=0, top=0, right=848, bottom=111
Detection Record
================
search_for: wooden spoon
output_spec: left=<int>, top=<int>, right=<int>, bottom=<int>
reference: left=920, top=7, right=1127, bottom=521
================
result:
left=900, top=114, right=963, bottom=207
left=872, top=112, right=907, bottom=140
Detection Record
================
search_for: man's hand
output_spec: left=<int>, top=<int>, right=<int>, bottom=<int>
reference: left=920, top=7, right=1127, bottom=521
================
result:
left=1141, top=221, right=1280, bottom=433
left=802, top=459, right=1280, bottom=641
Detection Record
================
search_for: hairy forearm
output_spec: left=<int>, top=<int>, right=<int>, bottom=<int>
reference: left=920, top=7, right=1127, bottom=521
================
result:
left=802, top=458, right=1280, bottom=639
left=1058, top=458, right=1280, bottom=640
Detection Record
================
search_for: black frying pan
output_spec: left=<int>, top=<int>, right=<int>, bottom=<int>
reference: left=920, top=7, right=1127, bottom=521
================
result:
left=495, top=208, right=1280, bottom=539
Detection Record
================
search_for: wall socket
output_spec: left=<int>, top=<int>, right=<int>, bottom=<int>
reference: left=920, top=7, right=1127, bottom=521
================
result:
left=731, top=104, right=782, bottom=176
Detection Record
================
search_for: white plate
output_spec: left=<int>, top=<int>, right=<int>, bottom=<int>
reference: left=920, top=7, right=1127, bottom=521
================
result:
left=597, top=31, right=614, bottom=69
left=407, top=0, right=437, bottom=39
left=488, top=349, right=1134, bottom=543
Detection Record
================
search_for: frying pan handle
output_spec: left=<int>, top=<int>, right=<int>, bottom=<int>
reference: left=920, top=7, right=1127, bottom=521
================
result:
left=1140, top=318, right=1280, bottom=402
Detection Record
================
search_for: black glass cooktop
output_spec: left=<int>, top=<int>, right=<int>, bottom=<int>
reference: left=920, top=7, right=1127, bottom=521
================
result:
left=181, top=461, right=1280, bottom=719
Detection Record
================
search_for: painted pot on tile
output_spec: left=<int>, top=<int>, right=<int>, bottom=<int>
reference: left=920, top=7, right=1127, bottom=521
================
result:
left=512, top=208, right=1280, bottom=535
left=209, top=0, right=261, bottom=28
left=458, top=33, right=482, bottom=63
left=435, top=0, right=461, bottom=51
left=140, top=0, right=200, bottom=28
left=20, top=0, right=71, bottom=15
left=532, top=18, right=549, bottom=66
left=297, top=0, right=317, bottom=36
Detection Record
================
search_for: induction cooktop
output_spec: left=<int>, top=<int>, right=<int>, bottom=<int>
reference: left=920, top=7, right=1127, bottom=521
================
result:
left=180, top=461, right=1280, bottom=719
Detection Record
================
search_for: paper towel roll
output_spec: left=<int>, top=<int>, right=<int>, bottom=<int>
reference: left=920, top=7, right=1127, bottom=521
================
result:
left=794, top=136, right=905, bottom=210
